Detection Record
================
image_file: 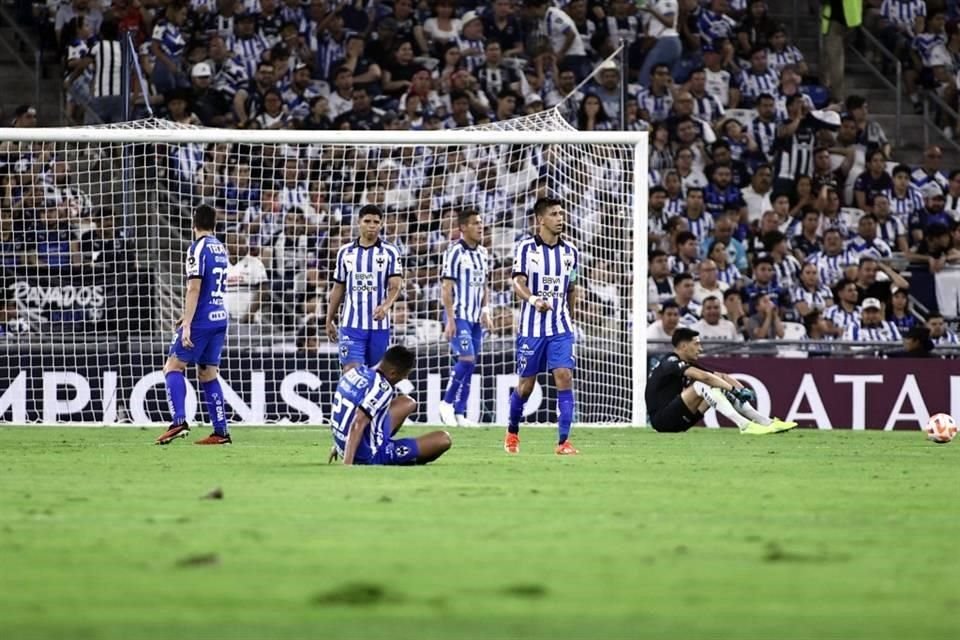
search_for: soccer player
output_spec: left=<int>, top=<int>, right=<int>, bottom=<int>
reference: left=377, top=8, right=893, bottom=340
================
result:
left=438, top=210, right=492, bottom=426
left=506, top=197, right=580, bottom=455
left=646, top=328, right=797, bottom=434
left=156, top=205, right=232, bottom=445
left=325, top=205, right=403, bottom=370
left=331, top=345, right=452, bottom=465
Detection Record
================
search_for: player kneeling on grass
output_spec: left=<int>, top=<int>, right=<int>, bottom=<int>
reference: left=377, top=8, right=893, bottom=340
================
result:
left=646, top=328, right=798, bottom=434
left=331, top=345, right=452, bottom=466
left=156, top=205, right=232, bottom=446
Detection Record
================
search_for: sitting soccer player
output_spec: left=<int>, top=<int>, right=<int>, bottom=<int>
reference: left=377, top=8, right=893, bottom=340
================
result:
left=646, top=328, right=798, bottom=434
left=331, top=345, right=452, bottom=465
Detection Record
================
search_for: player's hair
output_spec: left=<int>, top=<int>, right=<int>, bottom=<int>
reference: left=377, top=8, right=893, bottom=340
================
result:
left=533, top=197, right=561, bottom=218
left=193, top=204, right=217, bottom=231
left=357, top=204, right=383, bottom=220
left=458, top=210, right=480, bottom=227
left=672, top=327, right=700, bottom=347
left=381, top=345, right=416, bottom=373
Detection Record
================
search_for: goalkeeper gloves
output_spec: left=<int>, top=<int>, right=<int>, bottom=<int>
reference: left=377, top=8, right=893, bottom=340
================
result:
left=728, top=387, right=756, bottom=405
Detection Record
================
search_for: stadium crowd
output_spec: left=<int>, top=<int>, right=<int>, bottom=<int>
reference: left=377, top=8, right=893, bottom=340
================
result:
left=2, top=0, right=960, bottom=353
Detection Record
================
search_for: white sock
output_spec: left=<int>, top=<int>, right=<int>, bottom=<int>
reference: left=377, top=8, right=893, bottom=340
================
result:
left=732, top=399, right=773, bottom=426
left=694, top=382, right=750, bottom=429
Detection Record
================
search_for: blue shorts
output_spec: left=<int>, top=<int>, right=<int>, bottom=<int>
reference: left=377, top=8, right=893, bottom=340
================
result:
left=368, top=437, right=421, bottom=466
left=516, top=333, right=576, bottom=378
left=450, top=319, right=483, bottom=358
left=168, top=325, right=227, bottom=366
left=338, top=327, right=390, bottom=367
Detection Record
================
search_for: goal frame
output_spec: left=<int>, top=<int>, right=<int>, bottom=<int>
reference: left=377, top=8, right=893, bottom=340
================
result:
left=0, top=127, right=649, bottom=426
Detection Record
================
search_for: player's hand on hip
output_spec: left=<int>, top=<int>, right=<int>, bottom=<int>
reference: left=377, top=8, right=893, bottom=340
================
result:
left=373, top=304, right=389, bottom=321
left=444, top=318, right=457, bottom=340
left=325, top=320, right=338, bottom=343
left=181, top=325, right=193, bottom=348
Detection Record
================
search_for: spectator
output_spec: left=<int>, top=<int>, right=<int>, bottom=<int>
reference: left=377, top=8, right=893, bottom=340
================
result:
left=648, top=249, right=676, bottom=313
left=854, top=256, right=909, bottom=308
left=670, top=272, right=702, bottom=325
left=854, top=150, right=894, bottom=213
left=686, top=67, right=725, bottom=125
left=647, top=300, right=681, bottom=341
left=693, top=259, right=730, bottom=304
left=704, top=164, right=746, bottom=221
left=477, top=41, right=526, bottom=107
left=927, top=312, right=960, bottom=345
left=151, top=2, right=190, bottom=94
left=190, top=62, right=232, bottom=127
left=381, top=40, right=417, bottom=104
left=803, top=308, right=834, bottom=342
left=683, top=187, right=714, bottom=239
left=225, top=243, right=269, bottom=323
left=638, top=64, right=676, bottom=124
left=527, top=0, right=589, bottom=79
left=252, top=88, right=291, bottom=129
left=843, top=297, right=901, bottom=341
left=693, top=294, right=741, bottom=340
left=911, top=144, right=949, bottom=192
left=747, top=293, right=785, bottom=339
left=871, top=193, right=910, bottom=251
left=812, top=228, right=856, bottom=288
left=485, top=0, right=525, bottom=57
left=741, top=164, right=773, bottom=224
left=944, top=170, right=960, bottom=217
left=767, top=25, right=807, bottom=76
left=668, top=230, right=700, bottom=274
left=423, top=0, right=462, bottom=49
left=765, top=230, right=803, bottom=290
left=576, top=93, right=613, bottom=131
left=234, top=61, right=278, bottom=128
left=821, top=0, right=862, bottom=101
left=789, top=207, right=822, bottom=261
left=738, top=46, right=780, bottom=108
left=638, top=0, right=682, bottom=87
left=888, top=286, right=919, bottom=333
left=723, top=287, right=750, bottom=337
left=590, top=60, right=622, bottom=122
left=825, top=278, right=862, bottom=336
left=704, top=215, right=749, bottom=271
left=887, top=325, right=935, bottom=357
left=793, top=261, right=834, bottom=317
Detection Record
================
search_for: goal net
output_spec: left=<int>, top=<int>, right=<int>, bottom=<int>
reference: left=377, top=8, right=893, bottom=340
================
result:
left=0, top=118, right=647, bottom=426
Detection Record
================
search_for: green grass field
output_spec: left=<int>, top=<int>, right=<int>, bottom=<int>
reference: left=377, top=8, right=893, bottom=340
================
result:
left=1, top=426, right=958, bottom=640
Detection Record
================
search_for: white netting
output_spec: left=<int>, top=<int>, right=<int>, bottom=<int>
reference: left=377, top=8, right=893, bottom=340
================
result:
left=0, top=115, right=644, bottom=425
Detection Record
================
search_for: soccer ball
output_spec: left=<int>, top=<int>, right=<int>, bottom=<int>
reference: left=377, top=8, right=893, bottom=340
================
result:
left=925, top=413, right=957, bottom=444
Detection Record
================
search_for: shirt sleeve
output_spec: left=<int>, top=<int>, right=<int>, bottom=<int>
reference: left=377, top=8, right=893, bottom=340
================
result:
left=512, top=241, right=528, bottom=278
left=441, top=245, right=459, bottom=281
left=388, top=246, right=403, bottom=279
left=333, top=245, right=347, bottom=283
left=186, top=242, right=203, bottom=279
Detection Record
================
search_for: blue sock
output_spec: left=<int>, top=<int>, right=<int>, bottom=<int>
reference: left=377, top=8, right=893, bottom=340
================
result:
left=201, top=378, right=229, bottom=435
left=508, top=390, right=526, bottom=434
left=443, top=360, right=471, bottom=404
left=558, top=389, right=574, bottom=444
left=454, top=362, right=475, bottom=415
left=164, top=371, right=187, bottom=425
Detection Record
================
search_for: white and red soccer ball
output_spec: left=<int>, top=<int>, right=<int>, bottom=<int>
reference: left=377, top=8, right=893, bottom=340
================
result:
left=925, top=413, right=957, bottom=444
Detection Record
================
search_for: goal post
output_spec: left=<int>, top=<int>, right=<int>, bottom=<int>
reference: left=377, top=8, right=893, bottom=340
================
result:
left=0, top=120, right=648, bottom=427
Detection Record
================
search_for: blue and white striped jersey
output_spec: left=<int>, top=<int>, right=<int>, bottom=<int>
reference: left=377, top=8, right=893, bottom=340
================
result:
left=333, top=240, right=404, bottom=331
left=933, top=330, right=960, bottom=345
left=767, top=46, right=805, bottom=73
left=772, top=254, right=803, bottom=290
left=792, top=284, right=833, bottom=311
left=843, top=320, right=901, bottom=342
left=636, top=88, right=673, bottom=123
left=913, top=33, right=948, bottom=67
left=910, top=167, right=948, bottom=192
left=752, top=118, right=778, bottom=162
left=717, top=263, right=742, bottom=286
left=185, top=235, right=230, bottom=328
left=664, top=196, right=686, bottom=218
left=441, top=240, right=490, bottom=323
left=229, top=33, right=270, bottom=79
left=330, top=365, right=395, bottom=462
left=512, top=235, right=579, bottom=337
left=846, top=235, right=894, bottom=261
left=692, top=92, right=725, bottom=123
left=684, top=212, right=714, bottom=241
left=824, top=304, right=861, bottom=332
left=883, top=187, right=925, bottom=224
left=738, top=69, right=780, bottom=105
left=152, top=20, right=186, bottom=59
left=880, top=0, right=926, bottom=36
left=809, top=249, right=857, bottom=287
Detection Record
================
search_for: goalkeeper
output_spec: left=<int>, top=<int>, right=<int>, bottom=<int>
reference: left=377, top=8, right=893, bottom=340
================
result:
left=646, top=328, right=797, bottom=434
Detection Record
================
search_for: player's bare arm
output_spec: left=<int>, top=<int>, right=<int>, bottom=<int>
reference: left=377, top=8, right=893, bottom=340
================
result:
left=567, top=283, right=578, bottom=319
left=326, top=281, right=345, bottom=342
left=441, top=279, right=457, bottom=339
left=373, top=274, right=403, bottom=321
left=481, top=287, right=493, bottom=330
left=513, top=274, right=552, bottom=312
left=342, top=410, right=371, bottom=466
left=180, top=279, right=202, bottom=348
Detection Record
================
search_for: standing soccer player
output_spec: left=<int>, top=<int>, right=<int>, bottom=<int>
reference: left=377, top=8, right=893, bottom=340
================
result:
left=331, top=345, right=453, bottom=465
left=506, top=198, right=580, bottom=455
left=156, top=205, right=232, bottom=445
left=325, top=205, right=403, bottom=370
left=438, top=210, right=492, bottom=426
